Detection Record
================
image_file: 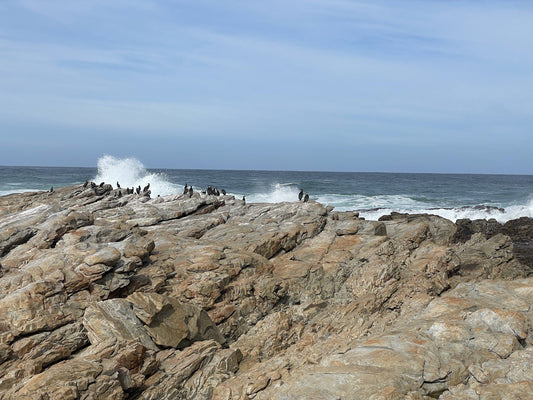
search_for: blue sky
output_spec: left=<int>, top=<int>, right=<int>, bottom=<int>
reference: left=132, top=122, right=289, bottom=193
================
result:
left=0, top=0, right=532, bottom=173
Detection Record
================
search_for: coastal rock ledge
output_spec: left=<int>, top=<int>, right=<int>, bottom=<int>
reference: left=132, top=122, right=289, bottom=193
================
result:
left=0, top=184, right=532, bottom=399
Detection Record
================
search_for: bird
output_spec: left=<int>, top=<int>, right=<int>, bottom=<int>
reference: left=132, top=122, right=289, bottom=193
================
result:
left=83, top=180, right=89, bottom=188
left=303, top=192, right=309, bottom=202
left=116, top=181, right=121, bottom=189
left=242, top=196, right=246, bottom=205
left=298, top=189, right=303, bottom=201
left=183, top=184, right=188, bottom=194
left=221, top=189, right=227, bottom=195
left=143, top=183, right=150, bottom=192
left=188, top=186, right=193, bottom=197
left=50, top=186, right=54, bottom=193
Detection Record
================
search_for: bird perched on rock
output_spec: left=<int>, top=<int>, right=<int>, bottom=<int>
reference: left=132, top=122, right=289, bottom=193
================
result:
left=143, top=183, right=150, bottom=192
left=116, top=181, right=121, bottom=189
left=298, top=189, right=303, bottom=201
left=188, top=186, right=193, bottom=197
left=242, top=196, right=246, bottom=205
left=183, top=184, right=188, bottom=194
left=221, top=189, right=226, bottom=195
left=303, top=192, right=309, bottom=202
left=83, top=180, right=89, bottom=188
left=50, top=186, right=54, bottom=193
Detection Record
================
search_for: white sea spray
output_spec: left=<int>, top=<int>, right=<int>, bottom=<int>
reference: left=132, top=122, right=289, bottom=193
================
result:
left=93, top=155, right=180, bottom=197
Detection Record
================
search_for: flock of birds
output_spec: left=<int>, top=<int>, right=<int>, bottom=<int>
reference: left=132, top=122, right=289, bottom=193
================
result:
left=54, top=180, right=312, bottom=205
left=79, top=180, right=152, bottom=198
left=182, top=184, right=245, bottom=203
left=183, top=184, right=228, bottom=197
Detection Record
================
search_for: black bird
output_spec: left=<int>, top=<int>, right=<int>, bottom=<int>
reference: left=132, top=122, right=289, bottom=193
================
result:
left=214, top=187, right=220, bottom=196
left=50, top=186, right=54, bottom=193
left=136, top=186, right=141, bottom=195
left=298, top=189, right=303, bottom=201
left=183, top=184, right=188, bottom=194
left=83, top=180, right=89, bottom=188
left=242, top=196, right=246, bottom=205
left=116, top=181, right=121, bottom=188
left=99, top=182, right=105, bottom=187
left=143, top=183, right=150, bottom=192
left=221, top=189, right=226, bottom=195
left=188, top=186, right=193, bottom=197
left=207, top=185, right=213, bottom=195
left=303, top=192, right=309, bottom=203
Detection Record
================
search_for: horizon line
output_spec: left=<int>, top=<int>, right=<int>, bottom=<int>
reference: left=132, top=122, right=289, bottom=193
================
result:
left=1, top=164, right=531, bottom=177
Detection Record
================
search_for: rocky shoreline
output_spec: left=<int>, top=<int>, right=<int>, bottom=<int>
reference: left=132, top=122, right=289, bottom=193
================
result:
left=0, top=183, right=532, bottom=399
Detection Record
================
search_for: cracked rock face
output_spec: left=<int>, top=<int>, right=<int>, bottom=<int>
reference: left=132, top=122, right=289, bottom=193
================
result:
left=0, top=185, right=532, bottom=400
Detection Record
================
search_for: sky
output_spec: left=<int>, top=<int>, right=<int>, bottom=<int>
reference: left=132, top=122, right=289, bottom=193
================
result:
left=0, top=0, right=532, bottom=174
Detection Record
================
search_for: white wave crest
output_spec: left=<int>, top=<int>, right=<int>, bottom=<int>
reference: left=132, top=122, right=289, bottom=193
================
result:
left=93, top=155, right=179, bottom=197
left=357, top=199, right=533, bottom=223
left=310, top=193, right=533, bottom=223
left=315, top=194, right=421, bottom=212
left=245, top=183, right=300, bottom=203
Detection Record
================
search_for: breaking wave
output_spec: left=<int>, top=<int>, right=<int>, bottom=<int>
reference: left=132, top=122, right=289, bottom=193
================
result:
left=342, top=197, right=533, bottom=223
left=237, top=186, right=533, bottom=223
left=244, top=183, right=301, bottom=203
left=93, top=155, right=179, bottom=197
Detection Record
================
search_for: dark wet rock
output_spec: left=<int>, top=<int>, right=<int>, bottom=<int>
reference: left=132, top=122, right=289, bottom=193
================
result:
left=502, top=217, right=533, bottom=270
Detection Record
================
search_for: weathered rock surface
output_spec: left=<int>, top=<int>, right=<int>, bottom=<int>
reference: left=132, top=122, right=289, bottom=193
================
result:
left=0, top=185, right=532, bottom=399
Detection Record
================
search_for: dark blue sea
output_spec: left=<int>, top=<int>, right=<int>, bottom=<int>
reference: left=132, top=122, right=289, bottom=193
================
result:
left=1, top=155, right=532, bottom=222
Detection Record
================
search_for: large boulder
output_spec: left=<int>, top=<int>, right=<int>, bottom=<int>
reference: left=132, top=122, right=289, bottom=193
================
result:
left=127, top=292, right=224, bottom=348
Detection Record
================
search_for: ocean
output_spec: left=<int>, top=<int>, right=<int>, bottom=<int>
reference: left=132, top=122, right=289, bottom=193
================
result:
left=1, top=155, right=532, bottom=223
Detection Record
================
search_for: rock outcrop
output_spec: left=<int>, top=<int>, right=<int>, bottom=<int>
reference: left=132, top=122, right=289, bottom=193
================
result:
left=0, top=185, right=532, bottom=399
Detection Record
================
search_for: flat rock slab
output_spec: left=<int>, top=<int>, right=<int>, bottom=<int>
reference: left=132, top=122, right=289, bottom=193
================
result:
left=83, top=299, right=158, bottom=351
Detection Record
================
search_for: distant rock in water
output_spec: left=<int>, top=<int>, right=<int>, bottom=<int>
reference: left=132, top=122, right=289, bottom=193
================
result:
left=0, top=184, right=532, bottom=399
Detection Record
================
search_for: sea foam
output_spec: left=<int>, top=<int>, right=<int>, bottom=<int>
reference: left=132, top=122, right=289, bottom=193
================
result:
left=357, top=200, right=533, bottom=223
left=244, top=183, right=300, bottom=204
left=93, top=155, right=179, bottom=197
